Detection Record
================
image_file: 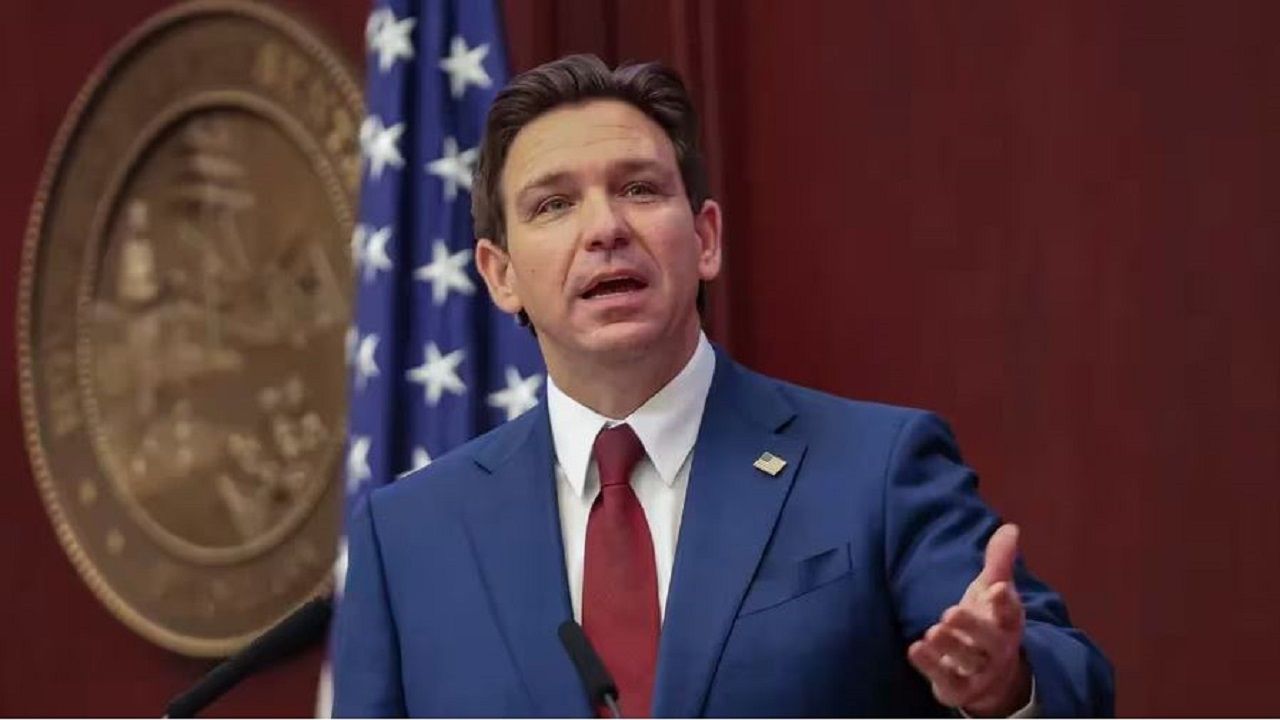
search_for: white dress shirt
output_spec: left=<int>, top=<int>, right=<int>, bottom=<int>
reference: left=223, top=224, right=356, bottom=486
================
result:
left=547, top=332, right=715, bottom=623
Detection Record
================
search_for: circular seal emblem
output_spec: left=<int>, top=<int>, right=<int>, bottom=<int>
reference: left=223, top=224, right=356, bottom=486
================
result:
left=17, top=1, right=360, bottom=656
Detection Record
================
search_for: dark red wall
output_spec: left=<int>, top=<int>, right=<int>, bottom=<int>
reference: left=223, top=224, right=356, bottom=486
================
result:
left=3, top=0, right=1277, bottom=715
left=705, top=3, right=1280, bottom=715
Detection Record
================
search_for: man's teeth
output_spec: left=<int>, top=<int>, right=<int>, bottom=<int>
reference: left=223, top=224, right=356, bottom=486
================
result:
left=587, top=278, right=643, bottom=297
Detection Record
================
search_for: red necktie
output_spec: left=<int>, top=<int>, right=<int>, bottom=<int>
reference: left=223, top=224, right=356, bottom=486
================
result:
left=582, top=424, right=659, bottom=717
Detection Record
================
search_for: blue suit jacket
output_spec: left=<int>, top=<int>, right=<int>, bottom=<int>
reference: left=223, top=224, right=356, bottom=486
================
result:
left=333, top=350, right=1114, bottom=717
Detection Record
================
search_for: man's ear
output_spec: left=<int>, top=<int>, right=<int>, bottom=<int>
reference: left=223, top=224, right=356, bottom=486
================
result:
left=474, top=238, right=524, bottom=316
left=693, top=199, right=723, bottom=282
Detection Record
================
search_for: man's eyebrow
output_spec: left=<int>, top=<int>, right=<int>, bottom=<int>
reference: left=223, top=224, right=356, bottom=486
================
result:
left=514, top=170, right=572, bottom=205
left=611, top=158, right=671, bottom=176
left=513, top=158, right=675, bottom=205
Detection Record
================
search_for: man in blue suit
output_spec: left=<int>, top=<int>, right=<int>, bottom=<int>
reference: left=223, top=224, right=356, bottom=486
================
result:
left=333, top=55, right=1113, bottom=717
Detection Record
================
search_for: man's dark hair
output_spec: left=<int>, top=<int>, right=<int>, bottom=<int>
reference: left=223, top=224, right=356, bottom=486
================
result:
left=472, top=54, right=711, bottom=248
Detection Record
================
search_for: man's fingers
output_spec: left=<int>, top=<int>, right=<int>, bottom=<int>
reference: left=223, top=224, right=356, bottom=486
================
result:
left=977, top=523, right=1019, bottom=587
left=922, top=625, right=988, bottom=678
left=908, top=639, right=972, bottom=707
left=908, top=639, right=950, bottom=683
left=917, top=576, right=1027, bottom=713
left=941, top=605, right=1004, bottom=653
left=915, top=530, right=1027, bottom=712
left=985, top=581, right=1024, bottom=630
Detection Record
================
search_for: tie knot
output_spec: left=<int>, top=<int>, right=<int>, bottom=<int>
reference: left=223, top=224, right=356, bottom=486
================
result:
left=592, top=424, right=645, bottom=488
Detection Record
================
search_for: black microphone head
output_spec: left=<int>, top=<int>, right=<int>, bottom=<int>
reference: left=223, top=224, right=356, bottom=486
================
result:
left=557, top=620, right=618, bottom=705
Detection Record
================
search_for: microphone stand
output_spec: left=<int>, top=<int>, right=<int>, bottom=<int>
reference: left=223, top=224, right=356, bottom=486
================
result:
left=165, top=596, right=332, bottom=718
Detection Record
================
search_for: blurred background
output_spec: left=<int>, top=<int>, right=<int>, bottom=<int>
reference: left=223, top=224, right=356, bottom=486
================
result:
left=2, top=0, right=1277, bottom=715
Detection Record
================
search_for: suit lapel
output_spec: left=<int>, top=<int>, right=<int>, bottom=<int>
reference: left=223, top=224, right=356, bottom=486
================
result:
left=463, top=407, right=592, bottom=717
left=652, top=354, right=807, bottom=717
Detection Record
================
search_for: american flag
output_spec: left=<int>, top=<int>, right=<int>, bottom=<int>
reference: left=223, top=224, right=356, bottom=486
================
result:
left=320, top=0, right=543, bottom=711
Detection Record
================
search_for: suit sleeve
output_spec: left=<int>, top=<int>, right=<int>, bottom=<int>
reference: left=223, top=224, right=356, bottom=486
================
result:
left=882, top=411, right=1115, bottom=717
left=332, top=494, right=407, bottom=717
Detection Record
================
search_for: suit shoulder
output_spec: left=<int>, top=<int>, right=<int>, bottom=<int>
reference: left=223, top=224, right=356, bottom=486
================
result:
left=755, top=373, right=963, bottom=465
left=752, top=369, right=934, bottom=429
left=368, top=410, right=537, bottom=508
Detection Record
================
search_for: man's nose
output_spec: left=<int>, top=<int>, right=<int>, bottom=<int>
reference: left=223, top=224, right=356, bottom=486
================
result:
left=580, top=193, right=630, bottom=251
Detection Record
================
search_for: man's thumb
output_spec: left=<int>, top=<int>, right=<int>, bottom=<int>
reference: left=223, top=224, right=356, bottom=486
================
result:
left=978, top=523, right=1020, bottom=586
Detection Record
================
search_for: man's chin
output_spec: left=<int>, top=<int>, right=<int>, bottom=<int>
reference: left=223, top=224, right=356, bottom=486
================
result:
left=537, top=309, right=698, bottom=368
left=577, top=321, right=662, bottom=358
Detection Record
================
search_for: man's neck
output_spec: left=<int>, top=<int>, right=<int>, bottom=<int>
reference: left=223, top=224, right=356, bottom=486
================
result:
left=544, top=327, right=702, bottom=420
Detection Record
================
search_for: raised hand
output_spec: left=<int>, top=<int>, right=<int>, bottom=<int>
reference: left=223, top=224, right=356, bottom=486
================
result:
left=907, top=523, right=1032, bottom=716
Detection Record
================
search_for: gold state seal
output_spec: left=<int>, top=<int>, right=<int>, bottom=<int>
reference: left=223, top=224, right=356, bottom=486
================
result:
left=17, top=1, right=361, bottom=656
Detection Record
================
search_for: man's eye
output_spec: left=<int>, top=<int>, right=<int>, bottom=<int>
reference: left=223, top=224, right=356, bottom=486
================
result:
left=622, top=182, right=657, bottom=198
left=534, top=197, right=570, bottom=216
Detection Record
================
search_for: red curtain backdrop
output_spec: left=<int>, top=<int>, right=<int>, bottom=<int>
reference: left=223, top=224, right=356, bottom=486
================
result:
left=2, top=0, right=1276, bottom=715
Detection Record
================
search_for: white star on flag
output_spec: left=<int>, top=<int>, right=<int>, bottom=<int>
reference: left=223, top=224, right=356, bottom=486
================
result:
left=354, top=333, right=381, bottom=389
left=362, top=226, right=394, bottom=282
left=368, top=10, right=415, bottom=72
left=414, top=240, right=475, bottom=304
left=411, top=446, right=432, bottom=471
left=365, top=8, right=390, bottom=48
left=396, top=446, right=433, bottom=479
left=487, top=367, right=544, bottom=421
left=346, top=436, right=372, bottom=492
left=425, top=136, right=478, bottom=201
left=438, top=35, right=492, bottom=98
left=360, top=115, right=405, bottom=179
left=406, top=342, right=467, bottom=406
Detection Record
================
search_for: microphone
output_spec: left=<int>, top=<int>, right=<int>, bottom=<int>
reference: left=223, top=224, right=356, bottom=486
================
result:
left=557, top=620, right=621, bottom=719
left=165, top=595, right=333, bottom=718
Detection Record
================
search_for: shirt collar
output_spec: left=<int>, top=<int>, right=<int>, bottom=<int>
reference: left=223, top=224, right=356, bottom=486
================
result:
left=546, top=332, right=716, bottom=498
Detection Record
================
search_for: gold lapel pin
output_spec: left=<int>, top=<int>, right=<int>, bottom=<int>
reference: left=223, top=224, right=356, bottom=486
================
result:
left=753, top=452, right=787, bottom=476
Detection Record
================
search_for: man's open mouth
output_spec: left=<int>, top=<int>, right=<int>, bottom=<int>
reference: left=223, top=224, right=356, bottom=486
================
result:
left=580, top=275, right=649, bottom=299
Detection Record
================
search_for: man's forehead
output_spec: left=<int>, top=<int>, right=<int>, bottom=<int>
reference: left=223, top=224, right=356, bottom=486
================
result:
left=503, top=100, right=676, bottom=188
